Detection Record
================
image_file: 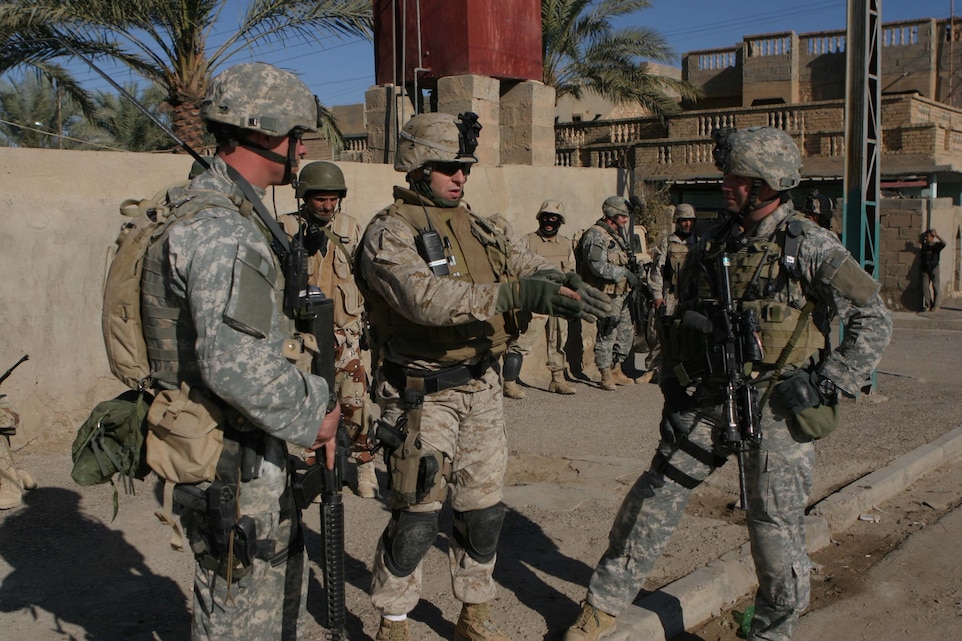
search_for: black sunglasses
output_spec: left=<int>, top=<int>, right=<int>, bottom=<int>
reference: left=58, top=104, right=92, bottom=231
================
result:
left=432, top=162, right=472, bottom=176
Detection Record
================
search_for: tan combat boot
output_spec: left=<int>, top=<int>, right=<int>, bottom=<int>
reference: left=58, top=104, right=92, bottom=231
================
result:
left=503, top=380, right=526, bottom=400
left=635, top=370, right=655, bottom=385
left=563, top=602, right=617, bottom=641
left=454, top=602, right=512, bottom=641
left=548, top=371, right=576, bottom=395
left=610, top=367, right=635, bottom=386
left=375, top=617, right=410, bottom=641
left=355, top=460, right=378, bottom=499
left=599, top=368, right=616, bottom=391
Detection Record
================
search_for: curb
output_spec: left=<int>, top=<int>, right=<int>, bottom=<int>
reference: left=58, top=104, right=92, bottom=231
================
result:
left=612, top=425, right=962, bottom=641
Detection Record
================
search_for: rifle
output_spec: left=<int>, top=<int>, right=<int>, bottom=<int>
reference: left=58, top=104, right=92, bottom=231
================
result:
left=0, top=355, right=28, bottom=387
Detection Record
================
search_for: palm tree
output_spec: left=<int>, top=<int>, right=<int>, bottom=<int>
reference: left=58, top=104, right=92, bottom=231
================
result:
left=0, top=72, right=86, bottom=148
left=89, top=83, right=173, bottom=152
left=0, top=0, right=372, bottom=150
left=542, top=0, right=699, bottom=118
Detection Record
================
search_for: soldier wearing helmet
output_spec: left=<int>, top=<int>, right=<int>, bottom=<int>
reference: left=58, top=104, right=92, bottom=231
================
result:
left=356, top=113, right=611, bottom=641
left=799, top=190, right=836, bottom=232
left=566, top=128, right=892, bottom=641
left=141, top=62, right=340, bottom=640
left=503, top=200, right=579, bottom=399
left=574, top=196, right=639, bottom=391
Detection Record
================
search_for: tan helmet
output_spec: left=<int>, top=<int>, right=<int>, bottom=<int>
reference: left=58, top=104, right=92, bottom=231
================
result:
left=602, top=195, right=630, bottom=218
left=712, top=126, right=802, bottom=191
left=537, top=199, right=566, bottom=224
left=394, top=112, right=480, bottom=173
left=200, top=62, right=318, bottom=136
left=673, top=203, right=696, bottom=221
left=296, top=161, right=347, bottom=199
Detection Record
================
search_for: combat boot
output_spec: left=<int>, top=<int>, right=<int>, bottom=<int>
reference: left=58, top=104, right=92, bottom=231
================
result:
left=454, top=602, right=512, bottom=641
left=503, top=380, right=526, bottom=400
left=548, top=371, right=576, bottom=395
left=355, top=460, right=377, bottom=499
left=563, top=602, right=617, bottom=641
left=375, top=617, right=410, bottom=641
left=599, top=368, right=616, bottom=391
left=610, top=367, right=635, bottom=386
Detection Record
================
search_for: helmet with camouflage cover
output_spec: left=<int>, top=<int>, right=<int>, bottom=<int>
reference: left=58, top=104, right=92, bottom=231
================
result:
left=537, top=199, right=566, bottom=224
left=200, top=62, right=318, bottom=137
left=602, top=195, right=630, bottom=219
left=296, top=161, right=347, bottom=199
left=394, top=112, right=481, bottom=173
left=800, top=190, right=835, bottom=229
left=673, top=203, right=696, bottom=222
left=712, top=127, right=802, bottom=191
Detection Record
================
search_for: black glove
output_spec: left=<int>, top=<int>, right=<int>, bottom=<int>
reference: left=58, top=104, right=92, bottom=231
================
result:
left=625, top=270, right=640, bottom=289
left=496, top=278, right=584, bottom=319
left=775, top=368, right=837, bottom=415
left=561, top=272, right=613, bottom=323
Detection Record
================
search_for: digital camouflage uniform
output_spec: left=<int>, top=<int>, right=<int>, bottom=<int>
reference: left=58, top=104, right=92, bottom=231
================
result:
left=572, top=128, right=893, bottom=641
left=142, top=64, right=332, bottom=641
left=578, top=219, right=634, bottom=371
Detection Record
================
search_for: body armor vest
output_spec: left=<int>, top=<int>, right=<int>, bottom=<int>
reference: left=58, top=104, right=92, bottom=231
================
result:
left=526, top=232, right=571, bottom=271
left=361, top=197, right=520, bottom=365
left=579, top=222, right=630, bottom=295
left=664, top=236, right=690, bottom=294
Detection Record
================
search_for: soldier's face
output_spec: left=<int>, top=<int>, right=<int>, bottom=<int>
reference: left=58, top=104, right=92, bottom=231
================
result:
left=428, top=162, right=469, bottom=200
left=676, top=219, right=694, bottom=233
left=721, top=174, right=753, bottom=212
left=304, top=191, right=340, bottom=222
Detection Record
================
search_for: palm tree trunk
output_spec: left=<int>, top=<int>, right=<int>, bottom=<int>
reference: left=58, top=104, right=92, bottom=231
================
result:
left=171, top=99, right=205, bottom=152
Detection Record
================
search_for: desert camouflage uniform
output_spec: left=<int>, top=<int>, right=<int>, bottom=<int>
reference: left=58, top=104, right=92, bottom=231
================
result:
left=154, top=156, right=331, bottom=641
left=578, top=221, right=633, bottom=370
left=357, top=186, right=555, bottom=615
left=0, top=395, right=33, bottom=510
left=645, top=231, right=695, bottom=371
left=584, top=201, right=892, bottom=641
left=508, top=230, right=576, bottom=372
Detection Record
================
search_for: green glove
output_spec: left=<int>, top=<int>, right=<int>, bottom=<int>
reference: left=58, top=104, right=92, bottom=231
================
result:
left=496, top=278, right=585, bottom=319
left=562, top=272, right=614, bottom=323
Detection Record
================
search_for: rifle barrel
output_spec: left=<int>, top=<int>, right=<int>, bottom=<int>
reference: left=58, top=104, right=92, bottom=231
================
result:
left=0, top=354, right=29, bottom=387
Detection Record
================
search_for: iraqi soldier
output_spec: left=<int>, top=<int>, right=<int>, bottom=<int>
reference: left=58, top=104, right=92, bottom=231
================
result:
left=355, top=112, right=611, bottom=641
left=576, top=196, right=639, bottom=390
left=0, top=395, right=36, bottom=510
left=503, top=200, right=578, bottom=398
left=280, top=161, right=377, bottom=498
left=643, top=203, right=698, bottom=381
left=564, top=127, right=892, bottom=641
left=143, top=62, right=340, bottom=640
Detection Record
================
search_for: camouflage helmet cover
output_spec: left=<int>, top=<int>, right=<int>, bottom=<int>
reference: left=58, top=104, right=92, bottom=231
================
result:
left=602, top=195, right=630, bottom=218
left=673, top=203, right=696, bottom=221
left=201, top=62, right=318, bottom=137
left=296, top=160, right=347, bottom=198
left=537, top=199, right=566, bottom=224
left=394, top=112, right=480, bottom=173
left=712, top=127, right=802, bottom=191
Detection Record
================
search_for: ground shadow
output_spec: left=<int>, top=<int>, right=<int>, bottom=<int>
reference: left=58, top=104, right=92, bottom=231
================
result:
left=0, top=487, right=188, bottom=640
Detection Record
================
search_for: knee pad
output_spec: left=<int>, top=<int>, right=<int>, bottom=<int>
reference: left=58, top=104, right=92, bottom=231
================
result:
left=503, top=353, right=523, bottom=381
left=382, top=510, right=439, bottom=577
left=453, top=503, right=506, bottom=564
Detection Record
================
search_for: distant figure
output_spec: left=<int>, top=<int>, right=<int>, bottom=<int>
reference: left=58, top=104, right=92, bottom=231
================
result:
left=919, top=228, right=946, bottom=312
left=0, top=395, right=36, bottom=510
left=798, top=190, right=836, bottom=233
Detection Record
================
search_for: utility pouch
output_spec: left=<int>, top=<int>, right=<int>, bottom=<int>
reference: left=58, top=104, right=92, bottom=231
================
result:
left=790, top=400, right=841, bottom=440
left=387, top=407, right=449, bottom=505
left=146, top=382, right=225, bottom=484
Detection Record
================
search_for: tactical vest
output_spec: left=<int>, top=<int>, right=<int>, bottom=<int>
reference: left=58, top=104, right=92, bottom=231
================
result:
left=360, top=198, right=520, bottom=365
left=691, top=215, right=823, bottom=368
left=578, top=222, right=630, bottom=295
left=664, top=236, right=690, bottom=294
left=526, top=232, right=571, bottom=271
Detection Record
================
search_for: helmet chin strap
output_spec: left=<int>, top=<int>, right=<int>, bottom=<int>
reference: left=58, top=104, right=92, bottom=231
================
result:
left=737, top=178, right=780, bottom=220
left=238, top=133, right=300, bottom=185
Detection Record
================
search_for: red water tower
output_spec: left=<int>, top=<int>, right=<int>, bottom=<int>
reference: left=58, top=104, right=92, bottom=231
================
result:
left=373, top=0, right=543, bottom=89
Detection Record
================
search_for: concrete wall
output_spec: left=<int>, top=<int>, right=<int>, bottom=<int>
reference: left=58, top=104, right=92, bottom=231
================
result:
left=0, top=148, right=620, bottom=444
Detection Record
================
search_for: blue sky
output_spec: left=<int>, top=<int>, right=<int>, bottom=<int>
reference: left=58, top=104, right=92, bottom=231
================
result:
left=60, top=0, right=959, bottom=108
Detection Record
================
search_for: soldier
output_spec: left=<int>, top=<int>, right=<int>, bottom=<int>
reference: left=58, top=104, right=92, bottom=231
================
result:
left=503, top=200, right=578, bottom=398
left=355, top=112, right=611, bottom=641
left=142, top=62, right=340, bottom=640
left=919, top=228, right=946, bottom=312
left=280, top=161, right=377, bottom=498
left=576, top=196, right=639, bottom=391
left=0, top=395, right=36, bottom=510
left=564, top=127, right=892, bottom=641
left=643, top=203, right=698, bottom=382
left=798, top=190, right=836, bottom=232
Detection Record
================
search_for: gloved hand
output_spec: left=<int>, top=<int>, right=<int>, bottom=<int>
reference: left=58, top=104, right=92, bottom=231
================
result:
left=496, top=278, right=584, bottom=319
left=625, top=270, right=640, bottom=289
left=775, top=368, right=837, bottom=415
left=561, top=272, right=613, bottom=323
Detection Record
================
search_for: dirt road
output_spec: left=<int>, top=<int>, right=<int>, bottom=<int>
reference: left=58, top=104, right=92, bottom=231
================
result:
left=0, top=308, right=959, bottom=640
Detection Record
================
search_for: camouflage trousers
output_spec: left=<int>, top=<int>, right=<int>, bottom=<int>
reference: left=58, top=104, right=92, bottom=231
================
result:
left=371, top=365, right=507, bottom=616
left=587, top=393, right=814, bottom=641
left=594, top=292, right=634, bottom=370
left=333, top=322, right=370, bottom=437
left=507, top=312, right=568, bottom=371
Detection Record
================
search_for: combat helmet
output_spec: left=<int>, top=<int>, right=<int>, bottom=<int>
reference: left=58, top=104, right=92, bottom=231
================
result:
left=201, top=62, right=318, bottom=137
left=712, top=127, right=802, bottom=191
left=673, top=203, right=696, bottom=221
left=800, top=190, right=835, bottom=229
left=394, top=112, right=482, bottom=173
left=602, top=195, right=630, bottom=218
left=537, top=199, right=566, bottom=224
left=296, top=161, right=347, bottom=199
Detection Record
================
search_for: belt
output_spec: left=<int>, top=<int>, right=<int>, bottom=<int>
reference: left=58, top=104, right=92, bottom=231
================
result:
left=381, top=357, right=497, bottom=396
